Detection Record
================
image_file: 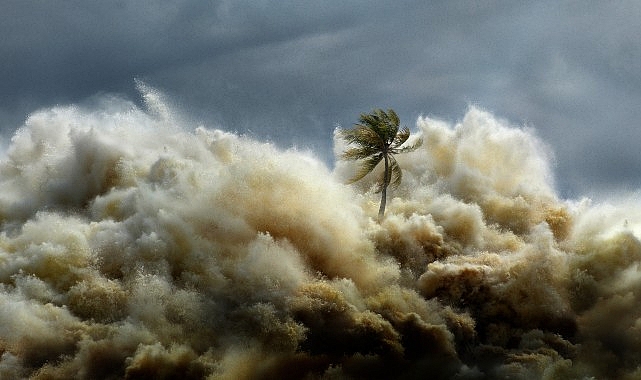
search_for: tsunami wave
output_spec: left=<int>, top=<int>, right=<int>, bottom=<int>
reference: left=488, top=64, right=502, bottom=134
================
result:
left=1, top=85, right=640, bottom=379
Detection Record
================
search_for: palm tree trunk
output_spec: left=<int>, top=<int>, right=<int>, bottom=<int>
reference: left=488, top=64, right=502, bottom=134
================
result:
left=378, top=154, right=389, bottom=219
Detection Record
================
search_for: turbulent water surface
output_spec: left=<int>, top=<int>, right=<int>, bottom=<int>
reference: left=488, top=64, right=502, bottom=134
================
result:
left=1, top=87, right=640, bottom=379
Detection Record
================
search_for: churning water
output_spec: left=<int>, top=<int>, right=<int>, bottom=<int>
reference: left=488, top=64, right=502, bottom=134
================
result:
left=1, top=85, right=640, bottom=379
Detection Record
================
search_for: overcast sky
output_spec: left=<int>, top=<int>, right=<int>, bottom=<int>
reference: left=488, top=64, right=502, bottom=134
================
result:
left=2, top=1, right=640, bottom=199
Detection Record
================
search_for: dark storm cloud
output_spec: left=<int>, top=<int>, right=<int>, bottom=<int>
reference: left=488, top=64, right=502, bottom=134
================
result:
left=1, top=0, right=640, bottom=197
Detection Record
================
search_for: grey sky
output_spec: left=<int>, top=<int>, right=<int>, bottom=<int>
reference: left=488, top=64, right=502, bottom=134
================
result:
left=2, top=0, right=640, bottom=198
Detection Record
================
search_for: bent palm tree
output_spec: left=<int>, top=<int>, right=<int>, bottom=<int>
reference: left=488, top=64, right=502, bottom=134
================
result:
left=340, top=108, right=422, bottom=218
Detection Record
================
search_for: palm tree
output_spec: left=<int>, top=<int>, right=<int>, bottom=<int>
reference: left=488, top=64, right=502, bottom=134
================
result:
left=339, top=108, right=423, bottom=218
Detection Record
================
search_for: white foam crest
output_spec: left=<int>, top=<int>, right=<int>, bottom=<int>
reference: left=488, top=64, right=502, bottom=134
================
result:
left=0, top=91, right=640, bottom=378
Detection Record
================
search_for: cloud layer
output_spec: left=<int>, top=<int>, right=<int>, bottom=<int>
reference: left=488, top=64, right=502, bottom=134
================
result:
left=0, top=87, right=640, bottom=379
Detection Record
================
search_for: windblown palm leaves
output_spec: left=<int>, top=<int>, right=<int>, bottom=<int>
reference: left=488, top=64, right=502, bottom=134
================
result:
left=339, top=108, right=422, bottom=218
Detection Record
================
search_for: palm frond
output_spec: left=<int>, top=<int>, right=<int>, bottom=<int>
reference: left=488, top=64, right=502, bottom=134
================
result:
left=385, top=109, right=400, bottom=128
left=341, top=145, right=380, bottom=160
left=358, top=112, right=381, bottom=131
left=340, top=126, right=385, bottom=151
left=358, top=109, right=399, bottom=145
left=385, top=109, right=400, bottom=141
left=358, top=115, right=385, bottom=144
left=388, top=155, right=403, bottom=189
left=339, top=126, right=383, bottom=147
left=347, top=153, right=383, bottom=184
left=380, top=109, right=400, bottom=144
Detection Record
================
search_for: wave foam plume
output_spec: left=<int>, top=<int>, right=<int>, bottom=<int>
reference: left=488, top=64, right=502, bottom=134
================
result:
left=0, top=87, right=640, bottom=379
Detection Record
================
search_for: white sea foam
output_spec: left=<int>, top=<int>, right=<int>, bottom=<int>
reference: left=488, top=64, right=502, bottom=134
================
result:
left=0, top=85, right=639, bottom=379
